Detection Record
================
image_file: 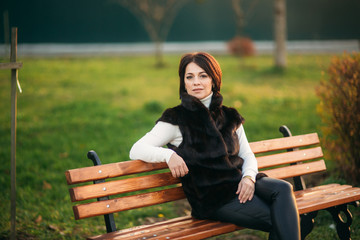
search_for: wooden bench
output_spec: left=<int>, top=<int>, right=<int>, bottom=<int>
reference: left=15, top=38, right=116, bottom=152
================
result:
left=65, top=126, right=360, bottom=240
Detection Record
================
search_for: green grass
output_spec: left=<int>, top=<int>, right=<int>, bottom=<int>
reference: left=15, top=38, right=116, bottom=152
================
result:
left=0, top=54, right=358, bottom=239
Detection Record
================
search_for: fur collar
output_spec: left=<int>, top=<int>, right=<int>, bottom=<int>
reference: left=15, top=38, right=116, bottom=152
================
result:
left=180, top=92, right=223, bottom=112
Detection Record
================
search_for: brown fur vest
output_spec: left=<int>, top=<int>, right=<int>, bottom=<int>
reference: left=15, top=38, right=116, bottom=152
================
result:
left=157, top=92, right=246, bottom=219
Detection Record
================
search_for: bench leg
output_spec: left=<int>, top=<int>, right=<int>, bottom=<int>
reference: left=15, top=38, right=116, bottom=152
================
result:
left=327, top=204, right=353, bottom=240
left=88, top=150, right=117, bottom=233
left=300, top=211, right=317, bottom=240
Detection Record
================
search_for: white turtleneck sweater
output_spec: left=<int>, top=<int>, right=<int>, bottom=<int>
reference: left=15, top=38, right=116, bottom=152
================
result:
left=129, top=93, right=258, bottom=180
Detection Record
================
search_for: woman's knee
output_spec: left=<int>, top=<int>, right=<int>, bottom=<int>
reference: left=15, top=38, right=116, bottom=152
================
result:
left=275, top=179, right=293, bottom=194
left=265, top=178, right=294, bottom=199
left=255, top=177, right=294, bottom=202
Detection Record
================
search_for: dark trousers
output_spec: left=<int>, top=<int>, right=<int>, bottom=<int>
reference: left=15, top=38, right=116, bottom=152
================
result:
left=212, top=177, right=300, bottom=240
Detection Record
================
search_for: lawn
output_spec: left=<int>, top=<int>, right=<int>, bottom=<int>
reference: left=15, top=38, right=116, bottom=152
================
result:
left=0, top=53, right=358, bottom=239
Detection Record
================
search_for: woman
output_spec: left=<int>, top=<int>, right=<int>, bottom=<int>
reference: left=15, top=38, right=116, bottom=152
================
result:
left=130, top=52, right=300, bottom=240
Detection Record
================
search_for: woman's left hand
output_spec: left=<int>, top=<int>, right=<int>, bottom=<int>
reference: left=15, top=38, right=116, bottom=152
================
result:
left=236, top=177, right=255, bottom=204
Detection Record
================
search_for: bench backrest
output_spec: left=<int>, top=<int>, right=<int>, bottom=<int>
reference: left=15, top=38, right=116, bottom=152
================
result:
left=65, top=133, right=325, bottom=220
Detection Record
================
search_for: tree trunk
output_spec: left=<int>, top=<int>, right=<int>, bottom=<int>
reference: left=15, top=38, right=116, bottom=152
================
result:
left=155, top=41, right=165, bottom=68
left=274, top=0, right=287, bottom=68
left=232, top=0, right=245, bottom=35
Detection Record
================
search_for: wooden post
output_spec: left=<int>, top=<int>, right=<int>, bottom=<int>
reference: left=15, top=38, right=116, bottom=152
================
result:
left=10, top=27, right=18, bottom=240
left=274, top=0, right=287, bottom=68
left=0, top=27, right=22, bottom=240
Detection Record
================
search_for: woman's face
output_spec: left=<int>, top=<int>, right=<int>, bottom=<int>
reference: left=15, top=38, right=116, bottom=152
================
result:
left=184, top=62, right=213, bottom=100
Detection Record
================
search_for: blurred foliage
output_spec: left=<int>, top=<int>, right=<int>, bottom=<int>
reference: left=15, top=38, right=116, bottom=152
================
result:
left=316, top=52, right=360, bottom=185
left=227, top=36, right=256, bottom=57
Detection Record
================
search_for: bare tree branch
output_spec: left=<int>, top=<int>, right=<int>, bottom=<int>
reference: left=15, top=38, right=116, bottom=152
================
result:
left=112, top=0, right=191, bottom=66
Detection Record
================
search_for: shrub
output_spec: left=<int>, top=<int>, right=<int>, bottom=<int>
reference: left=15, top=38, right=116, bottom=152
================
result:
left=316, top=52, right=360, bottom=185
left=227, top=36, right=255, bottom=57
left=143, top=100, right=163, bottom=113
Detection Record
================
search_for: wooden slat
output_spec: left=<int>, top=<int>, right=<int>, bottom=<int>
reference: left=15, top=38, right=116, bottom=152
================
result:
left=66, top=160, right=168, bottom=185
left=170, top=222, right=240, bottom=240
left=250, top=133, right=319, bottom=154
left=70, top=172, right=181, bottom=202
left=91, top=217, right=203, bottom=240
left=261, top=160, right=326, bottom=179
left=94, top=220, right=218, bottom=240
left=296, top=185, right=354, bottom=209
left=89, top=218, right=240, bottom=240
left=0, top=62, right=22, bottom=69
left=140, top=221, right=239, bottom=240
left=74, top=187, right=186, bottom=220
left=257, top=147, right=323, bottom=169
left=296, top=187, right=360, bottom=214
left=296, top=184, right=354, bottom=202
left=294, top=183, right=341, bottom=198
left=295, top=184, right=351, bottom=200
left=88, top=216, right=195, bottom=240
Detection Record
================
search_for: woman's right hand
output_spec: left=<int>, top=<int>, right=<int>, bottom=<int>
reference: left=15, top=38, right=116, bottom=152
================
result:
left=167, top=153, right=189, bottom=178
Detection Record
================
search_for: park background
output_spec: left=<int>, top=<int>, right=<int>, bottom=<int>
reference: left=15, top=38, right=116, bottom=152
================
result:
left=1, top=0, right=360, bottom=239
left=2, top=0, right=360, bottom=42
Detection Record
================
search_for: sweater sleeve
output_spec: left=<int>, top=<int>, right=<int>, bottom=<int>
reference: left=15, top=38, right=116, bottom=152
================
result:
left=237, top=125, right=259, bottom=180
left=129, top=121, right=181, bottom=163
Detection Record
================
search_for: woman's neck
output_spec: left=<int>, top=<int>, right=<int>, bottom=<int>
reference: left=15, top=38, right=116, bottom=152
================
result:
left=200, top=92, right=213, bottom=109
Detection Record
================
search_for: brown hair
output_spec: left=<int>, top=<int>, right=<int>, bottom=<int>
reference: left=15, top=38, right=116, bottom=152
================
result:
left=178, top=52, right=222, bottom=98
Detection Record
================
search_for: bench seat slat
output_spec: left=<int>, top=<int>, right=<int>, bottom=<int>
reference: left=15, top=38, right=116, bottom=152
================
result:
left=294, top=183, right=342, bottom=198
left=296, top=185, right=355, bottom=208
left=261, top=160, right=326, bottom=179
left=70, top=172, right=180, bottom=202
left=74, top=187, right=186, bottom=220
left=66, top=160, right=168, bottom=185
left=91, top=219, right=206, bottom=240
left=140, top=221, right=239, bottom=240
left=296, top=187, right=360, bottom=214
left=169, top=222, right=241, bottom=240
left=125, top=221, right=233, bottom=240
left=296, top=184, right=353, bottom=200
left=250, top=133, right=319, bottom=154
left=88, top=217, right=240, bottom=240
left=88, top=216, right=196, bottom=239
left=257, top=147, right=323, bottom=169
